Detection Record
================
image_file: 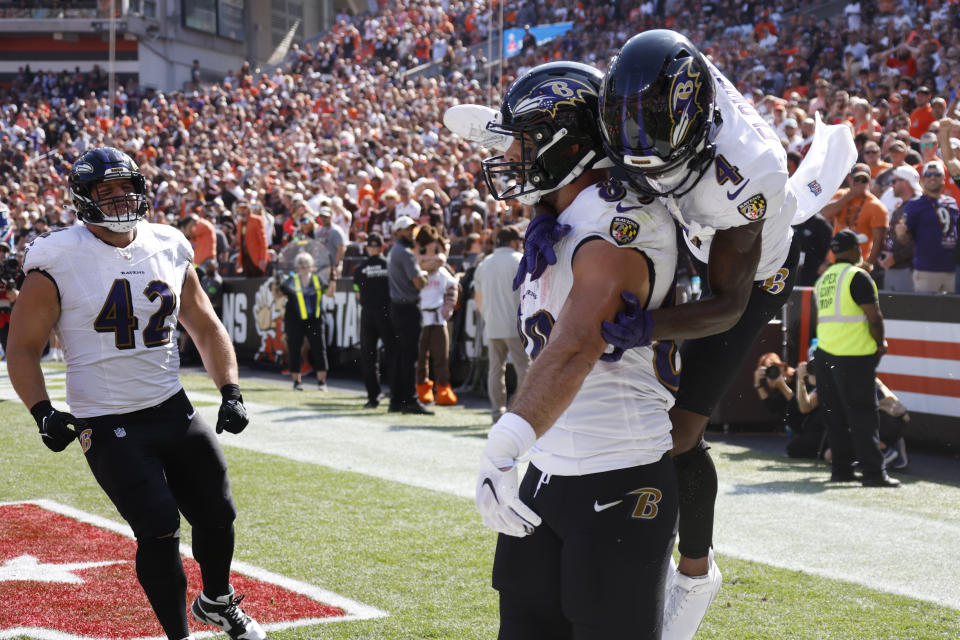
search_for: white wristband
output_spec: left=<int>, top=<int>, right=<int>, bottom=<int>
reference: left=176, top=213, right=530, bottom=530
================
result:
left=483, top=412, right=537, bottom=469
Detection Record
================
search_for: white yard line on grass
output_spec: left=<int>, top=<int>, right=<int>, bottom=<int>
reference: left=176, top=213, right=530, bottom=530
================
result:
left=3, top=366, right=959, bottom=611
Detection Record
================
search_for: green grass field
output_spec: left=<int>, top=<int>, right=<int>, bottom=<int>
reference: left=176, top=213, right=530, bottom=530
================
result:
left=2, top=366, right=959, bottom=639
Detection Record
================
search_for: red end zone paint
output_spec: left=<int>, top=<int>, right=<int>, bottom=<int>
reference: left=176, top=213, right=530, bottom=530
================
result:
left=0, top=501, right=386, bottom=639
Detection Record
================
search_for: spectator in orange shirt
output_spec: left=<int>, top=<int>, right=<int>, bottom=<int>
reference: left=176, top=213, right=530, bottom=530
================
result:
left=908, top=86, right=935, bottom=138
left=235, top=201, right=269, bottom=277
left=414, top=31, right=431, bottom=63
left=862, top=141, right=891, bottom=178
left=820, top=163, right=890, bottom=273
left=179, top=213, right=217, bottom=267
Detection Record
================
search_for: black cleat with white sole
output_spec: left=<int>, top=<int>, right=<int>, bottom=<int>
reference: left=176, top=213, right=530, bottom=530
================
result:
left=191, top=586, right=266, bottom=640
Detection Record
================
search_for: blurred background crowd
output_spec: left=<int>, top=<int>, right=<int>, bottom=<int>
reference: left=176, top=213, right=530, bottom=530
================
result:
left=0, top=0, right=958, bottom=293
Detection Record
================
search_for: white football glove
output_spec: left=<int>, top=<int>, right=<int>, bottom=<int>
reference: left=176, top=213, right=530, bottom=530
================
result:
left=475, top=413, right=542, bottom=537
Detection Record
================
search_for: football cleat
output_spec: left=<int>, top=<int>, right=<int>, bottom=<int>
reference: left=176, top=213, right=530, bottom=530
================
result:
left=191, top=587, right=266, bottom=640
left=662, top=550, right=722, bottom=640
left=664, top=552, right=678, bottom=601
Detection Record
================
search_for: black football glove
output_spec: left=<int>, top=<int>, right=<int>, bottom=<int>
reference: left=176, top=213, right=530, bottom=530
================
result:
left=30, top=400, right=86, bottom=452
left=216, top=384, right=249, bottom=434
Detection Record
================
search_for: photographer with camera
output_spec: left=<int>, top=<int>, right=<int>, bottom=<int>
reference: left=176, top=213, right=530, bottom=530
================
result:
left=0, top=243, right=19, bottom=355
left=754, top=353, right=827, bottom=459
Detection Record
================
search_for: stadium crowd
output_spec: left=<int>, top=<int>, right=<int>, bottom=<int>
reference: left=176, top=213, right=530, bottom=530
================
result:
left=0, top=0, right=959, bottom=353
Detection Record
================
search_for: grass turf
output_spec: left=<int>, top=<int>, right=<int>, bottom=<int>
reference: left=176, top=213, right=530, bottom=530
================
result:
left=1, top=370, right=959, bottom=639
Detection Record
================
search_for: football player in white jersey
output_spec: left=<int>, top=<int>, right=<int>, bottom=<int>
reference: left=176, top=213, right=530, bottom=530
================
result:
left=6, top=147, right=265, bottom=640
left=474, top=61, right=680, bottom=639
left=596, top=30, right=800, bottom=639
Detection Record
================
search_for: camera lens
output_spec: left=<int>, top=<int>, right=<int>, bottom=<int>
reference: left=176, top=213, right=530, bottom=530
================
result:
left=765, top=364, right=781, bottom=380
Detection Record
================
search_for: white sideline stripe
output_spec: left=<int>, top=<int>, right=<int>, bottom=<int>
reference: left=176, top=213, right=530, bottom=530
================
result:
left=0, top=499, right=387, bottom=640
left=186, top=400, right=960, bottom=612
left=712, top=484, right=960, bottom=610
left=886, top=319, right=960, bottom=343
left=3, top=368, right=960, bottom=612
left=878, top=354, right=960, bottom=380
left=889, top=390, right=960, bottom=417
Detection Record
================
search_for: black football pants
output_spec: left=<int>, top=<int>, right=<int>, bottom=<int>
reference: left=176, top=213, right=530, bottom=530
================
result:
left=493, top=457, right=678, bottom=640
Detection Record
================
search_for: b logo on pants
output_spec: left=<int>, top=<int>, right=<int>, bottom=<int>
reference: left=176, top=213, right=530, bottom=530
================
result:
left=628, top=487, right=662, bottom=519
left=79, top=428, right=93, bottom=453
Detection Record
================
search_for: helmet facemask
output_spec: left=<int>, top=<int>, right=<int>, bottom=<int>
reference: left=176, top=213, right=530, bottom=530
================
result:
left=74, top=176, right=147, bottom=232
left=600, top=30, right=718, bottom=198
left=482, top=122, right=599, bottom=206
left=481, top=62, right=610, bottom=206
left=69, top=147, right=148, bottom=232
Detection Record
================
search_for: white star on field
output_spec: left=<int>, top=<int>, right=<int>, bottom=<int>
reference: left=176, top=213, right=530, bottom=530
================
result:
left=0, top=554, right=125, bottom=583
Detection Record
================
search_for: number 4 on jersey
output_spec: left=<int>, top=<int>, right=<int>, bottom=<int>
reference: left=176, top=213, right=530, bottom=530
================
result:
left=94, top=278, right=177, bottom=349
left=714, top=154, right=744, bottom=186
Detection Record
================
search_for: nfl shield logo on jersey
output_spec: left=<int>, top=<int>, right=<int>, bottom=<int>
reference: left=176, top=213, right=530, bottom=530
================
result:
left=736, top=194, right=768, bottom=221
left=610, top=216, right=640, bottom=245
left=807, top=180, right=822, bottom=196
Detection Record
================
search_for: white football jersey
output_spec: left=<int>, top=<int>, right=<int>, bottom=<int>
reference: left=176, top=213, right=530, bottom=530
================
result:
left=665, top=61, right=795, bottom=281
left=518, top=178, right=677, bottom=476
left=23, top=223, right=192, bottom=418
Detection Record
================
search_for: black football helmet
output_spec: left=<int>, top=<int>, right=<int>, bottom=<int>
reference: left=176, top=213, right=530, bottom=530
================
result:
left=69, top=146, right=148, bottom=232
left=599, top=29, right=718, bottom=197
left=482, top=61, right=612, bottom=205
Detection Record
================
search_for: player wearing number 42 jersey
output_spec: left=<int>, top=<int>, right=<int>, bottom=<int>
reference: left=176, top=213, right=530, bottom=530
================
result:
left=7, top=146, right=265, bottom=640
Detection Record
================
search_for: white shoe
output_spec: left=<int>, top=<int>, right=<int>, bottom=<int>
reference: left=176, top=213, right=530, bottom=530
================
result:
left=664, top=554, right=678, bottom=600
left=191, top=585, right=266, bottom=640
left=661, top=550, right=722, bottom=640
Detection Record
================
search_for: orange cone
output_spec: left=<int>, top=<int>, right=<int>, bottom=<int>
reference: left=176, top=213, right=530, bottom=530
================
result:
left=435, top=384, right=458, bottom=406
left=417, top=380, right=435, bottom=404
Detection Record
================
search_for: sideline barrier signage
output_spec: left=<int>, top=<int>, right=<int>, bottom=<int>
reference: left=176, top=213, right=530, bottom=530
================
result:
left=219, top=277, right=483, bottom=371
left=220, top=279, right=959, bottom=448
left=787, top=287, right=960, bottom=449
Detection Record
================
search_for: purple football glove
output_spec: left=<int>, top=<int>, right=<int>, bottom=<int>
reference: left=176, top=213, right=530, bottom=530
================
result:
left=512, top=209, right=572, bottom=290
left=600, top=291, right=655, bottom=362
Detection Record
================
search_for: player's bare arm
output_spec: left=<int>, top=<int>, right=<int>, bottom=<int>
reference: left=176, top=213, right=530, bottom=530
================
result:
left=647, top=218, right=763, bottom=341
left=178, top=267, right=238, bottom=388
left=511, top=238, right=651, bottom=436
left=7, top=271, right=60, bottom=409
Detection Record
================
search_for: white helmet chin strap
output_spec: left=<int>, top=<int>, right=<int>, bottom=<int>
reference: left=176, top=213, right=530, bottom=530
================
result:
left=517, top=148, right=600, bottom=206
left=87, top=219, right=140, bottom=233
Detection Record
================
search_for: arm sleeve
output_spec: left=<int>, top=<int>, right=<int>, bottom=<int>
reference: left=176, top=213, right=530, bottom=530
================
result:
left=903, top=202, right=919, bottom=236
left=400, top=250, right=422, bottom=281
left=849, top=270, right=878, bottom=305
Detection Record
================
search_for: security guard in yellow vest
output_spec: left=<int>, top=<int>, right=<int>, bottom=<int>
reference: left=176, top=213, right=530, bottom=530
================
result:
left=281, top=252, right=336, bottom=390
left=814, top=230, right=899, bottom=487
